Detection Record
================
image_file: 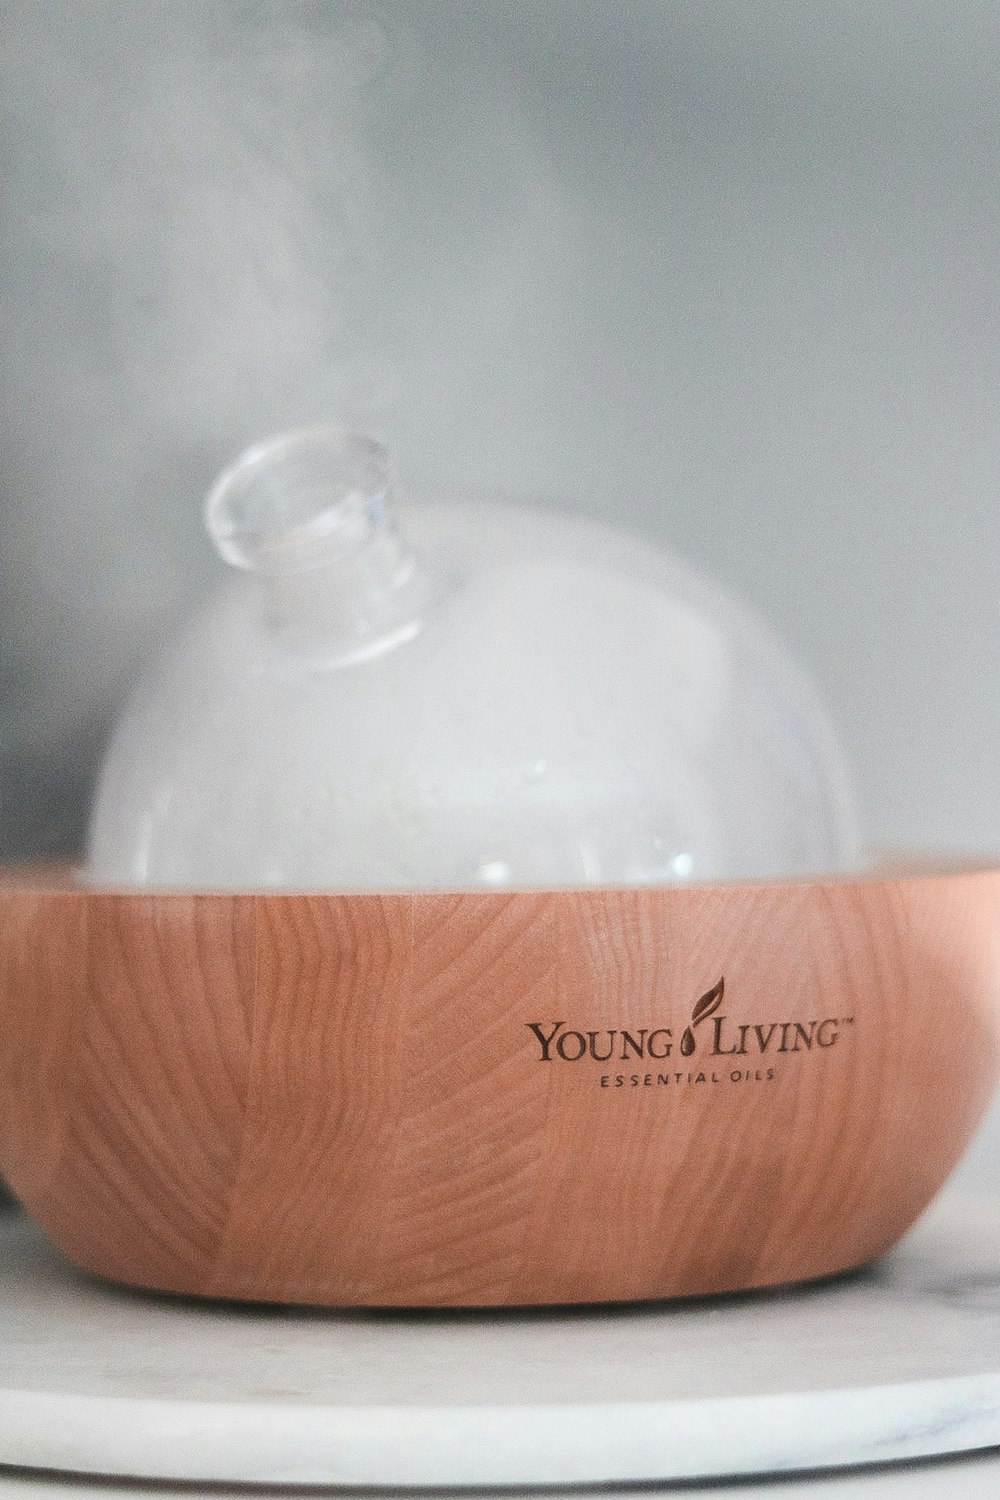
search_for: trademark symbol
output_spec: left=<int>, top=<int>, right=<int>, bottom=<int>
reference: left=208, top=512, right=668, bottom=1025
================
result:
left=842, top=1017, right=855, bottom=1026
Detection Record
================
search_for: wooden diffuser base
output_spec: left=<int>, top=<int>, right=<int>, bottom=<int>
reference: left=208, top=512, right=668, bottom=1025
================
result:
left=2, top=862, right=999, bottom=1308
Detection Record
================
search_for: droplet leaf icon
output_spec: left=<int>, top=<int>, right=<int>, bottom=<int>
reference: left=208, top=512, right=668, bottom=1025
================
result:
left=691, top=978, right=725, bottom=1026
left=680, top=978, right=725, bottom=1057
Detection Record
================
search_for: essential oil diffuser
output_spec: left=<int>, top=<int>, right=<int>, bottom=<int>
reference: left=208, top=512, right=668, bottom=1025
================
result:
left=2, top=429, right=998, bottom=1308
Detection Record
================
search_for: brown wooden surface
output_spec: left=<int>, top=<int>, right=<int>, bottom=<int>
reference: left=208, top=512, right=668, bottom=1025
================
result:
left=2, top=863, right=999, bottom=1306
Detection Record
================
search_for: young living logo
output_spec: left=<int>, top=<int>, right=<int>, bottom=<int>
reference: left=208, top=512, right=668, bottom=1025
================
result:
left=525, top=978, right=853, bottom=1090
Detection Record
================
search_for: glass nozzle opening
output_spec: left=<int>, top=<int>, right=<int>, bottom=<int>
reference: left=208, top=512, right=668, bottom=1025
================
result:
left=205, top=427, right=391, bottom=574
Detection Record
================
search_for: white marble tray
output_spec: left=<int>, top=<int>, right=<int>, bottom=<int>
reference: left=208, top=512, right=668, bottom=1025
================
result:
left=2, top=1196, right=1000, bottom=1488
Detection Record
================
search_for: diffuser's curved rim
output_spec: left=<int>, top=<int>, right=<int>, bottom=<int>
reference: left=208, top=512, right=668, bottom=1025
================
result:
left=2, top=854, right=998, bottom=900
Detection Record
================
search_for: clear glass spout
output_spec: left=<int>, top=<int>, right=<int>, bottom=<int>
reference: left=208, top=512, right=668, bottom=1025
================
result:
left=205, top=426, right=445, bottom=666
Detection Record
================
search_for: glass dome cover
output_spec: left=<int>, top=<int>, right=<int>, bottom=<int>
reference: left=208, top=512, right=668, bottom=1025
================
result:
left=87, top=426, right=858, bottom=889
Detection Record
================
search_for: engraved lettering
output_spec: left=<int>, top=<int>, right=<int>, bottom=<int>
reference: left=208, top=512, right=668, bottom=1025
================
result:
left=587, top=1030, right=616, bottom=1062
left=620, top=1029, right=647, bottom=1060
left=556, top=1029, right=587, bottom=1061
left=791, top=1021, right=816, bottom=1052
left=525, top=1021, right=565, bottom=1061
left=754, top=1023, right=779, bottom=1053
left=711, top=1015, right=740, bottom=1056
left=647, top=1028, right=672, bottom=1059
left=817, top=1018, right=840, bottom=1048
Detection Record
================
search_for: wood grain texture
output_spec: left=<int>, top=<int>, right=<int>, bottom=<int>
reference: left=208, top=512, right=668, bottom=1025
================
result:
left=1, top=863, right=999, bottom=1307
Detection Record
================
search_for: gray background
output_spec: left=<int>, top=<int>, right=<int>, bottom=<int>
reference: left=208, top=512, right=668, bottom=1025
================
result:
left=1, top=0, right=999, bottom=1181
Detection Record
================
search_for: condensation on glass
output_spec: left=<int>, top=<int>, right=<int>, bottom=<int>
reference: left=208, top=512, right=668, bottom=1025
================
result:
left=87, top=426, right=859, bottom=889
